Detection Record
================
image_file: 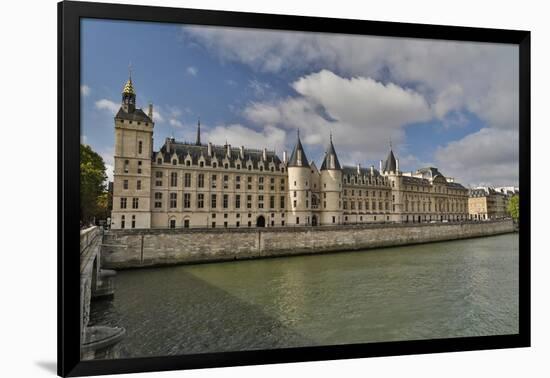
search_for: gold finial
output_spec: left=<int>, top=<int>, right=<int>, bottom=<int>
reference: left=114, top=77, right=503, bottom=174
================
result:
left=122, top=62, right=135, bottom=95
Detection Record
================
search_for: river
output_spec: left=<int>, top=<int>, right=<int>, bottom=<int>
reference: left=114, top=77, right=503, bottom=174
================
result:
left=90, top=233, right=519, bottom=359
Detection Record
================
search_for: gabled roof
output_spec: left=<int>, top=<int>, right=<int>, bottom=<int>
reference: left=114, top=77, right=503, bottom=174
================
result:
left=156, top=140, right=282, bottom=168
left=383, top=149, right=397, bottom=172
left=320, top=137, right=341, bottom=171
left=288, top=134, right=309, bottom=168
left=115, top=107, right=153, bottom=123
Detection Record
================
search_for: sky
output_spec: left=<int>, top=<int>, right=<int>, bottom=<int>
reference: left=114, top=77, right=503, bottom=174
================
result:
left=81, top=18, right=519, bottom=187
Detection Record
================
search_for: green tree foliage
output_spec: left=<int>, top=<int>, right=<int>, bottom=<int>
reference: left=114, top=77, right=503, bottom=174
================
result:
left=80, top=144, right=108, bottom=223
left=507, top=194, right=519, bottom=224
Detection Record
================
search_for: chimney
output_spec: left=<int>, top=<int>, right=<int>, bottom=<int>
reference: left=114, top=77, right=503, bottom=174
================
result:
left=208, top=142, right=212, bottom=157
left=240, top=146, right=245, bottom=159
left=396, top=159, right=399, bottom=173
left=166, top=137, right=171, bottom=153
left=263, top=148, right=267, bottom=161
left=283, top=151, right=287, bottom=163
left=227, top=144, right=231, bottom=157
left=379, top=160, right=383, bottom=172
left=370, top=165, right=374, bottom=175
left=357, top=163, right=361, bottom=174
left=148, top=103, right=153, bottom=120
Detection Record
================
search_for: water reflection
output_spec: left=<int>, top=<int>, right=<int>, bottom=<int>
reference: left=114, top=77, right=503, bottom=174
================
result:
left=90, top=233, right=519, bottom=359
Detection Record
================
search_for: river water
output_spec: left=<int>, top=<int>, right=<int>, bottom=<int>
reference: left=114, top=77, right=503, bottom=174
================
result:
left=90, top=233, right=519, bottom=359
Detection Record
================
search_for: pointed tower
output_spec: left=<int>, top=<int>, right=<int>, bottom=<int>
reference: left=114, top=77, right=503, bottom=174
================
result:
left=381, top=143, right=402, bottom=223
left=320, top=133, right=343, bottom=225
left=195, top=118, right=201, bottom=146
left=287, top=130, right=313, bottom=226
left=111, top=68, right=154, bottom=229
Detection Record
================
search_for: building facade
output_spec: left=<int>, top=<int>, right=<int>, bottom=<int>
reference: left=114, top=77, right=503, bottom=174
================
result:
left=110, top=76, right=470, bottom=229
left=468, top=187, right=510, bottom=220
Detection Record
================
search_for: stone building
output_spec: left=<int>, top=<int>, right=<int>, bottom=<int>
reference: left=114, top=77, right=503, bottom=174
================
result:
left=468, top=187, right=509, bottom=220
left=110, top=75, right=469, bottom=229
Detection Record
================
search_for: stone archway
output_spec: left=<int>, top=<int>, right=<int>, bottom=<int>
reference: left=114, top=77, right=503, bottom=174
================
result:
left=256, top=215, right=266, bottom=227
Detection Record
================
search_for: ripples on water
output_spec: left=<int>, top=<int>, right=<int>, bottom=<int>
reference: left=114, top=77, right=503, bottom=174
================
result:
left=89, top=233, right=519, bottom=359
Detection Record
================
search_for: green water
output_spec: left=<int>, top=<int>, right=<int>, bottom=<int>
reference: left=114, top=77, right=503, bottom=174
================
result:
left=90, top=233, right=519, bottom=358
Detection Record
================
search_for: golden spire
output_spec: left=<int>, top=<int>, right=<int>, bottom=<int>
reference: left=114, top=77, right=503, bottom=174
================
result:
left=122, top=63, right=135, bottom=95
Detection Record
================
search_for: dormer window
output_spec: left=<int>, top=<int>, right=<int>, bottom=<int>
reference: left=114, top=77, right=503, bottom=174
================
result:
left=199, top=161, right=204, bottom=167
left=157, top=158, right=162, bottom=164
left=236, top=164, right=241, bottom=170
left=186, top=160, right=191, bottom=166
left=213, top=162, right=217, bottom=168
left=172, top=159, right=177, bottom=165
left=224, top=163, right=229, bottom=169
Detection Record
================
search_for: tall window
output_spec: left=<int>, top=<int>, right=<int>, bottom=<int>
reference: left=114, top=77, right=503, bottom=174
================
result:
left=235, top=175, right=241, bottom=190
left=184, top=173, right=191, bottom=187
left=198, top=174, right=204, bottom=188
left=121, top=215, right=125, bottom=229
left=197, top=193, right=204, bottom=208
left=259, top=176, right=264, bottom=191
left=170, top=193, right=177, bottom=208
left=131, top=215, right=136, bottom=229
left=154, top=192, right=162, bottom=208
left=223, top=194, right=229, bottom=209
left=223, top=175, right=229, bottom=189
left=247, top=195, right=252, bottom=209
left=132, top=198, right=139, bottom=209
left=258, top=195, right=264, bottom=209
left=235, top=195, right=241, bottom=209
left=124, top=160, right=129, bottom=173
left=136, top=180, right=141, bottom=190
left=120, top=197, right=127, bottom=209
left=123, top=180, right=128, bottom=190
left=280, top=196, right=285, bottom=209
left=211, top=174, right=217, bottom=188
left=211, top=194, right=217, bottom=209
left=170, top=172, right=178, bottom=187
left=270, top=196, right=275, bottom=209
left=155, top=171, right=163, bottom=186
left=184, top=193, right=191, bottom=208
left=138, top=141, right=143, bottom=154
left=137, top=161, right=142, bottom=174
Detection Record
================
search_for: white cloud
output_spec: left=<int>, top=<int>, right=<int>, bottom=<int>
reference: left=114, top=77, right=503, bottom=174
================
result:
left=169, top=119, right=184, bottom=128
left=186, top=66, right=198, bottom=76
left=434, top=128, right=519, bottom=186
left=80, top=84, right=91, bottom=97
left=248, top=79, right=271, bottom=96
left=95, top=98, right=119, bottom=114
left=204, top=124, right=287, bottom=153
left=244, top=70, right=431, bottom=163
left=105, top=164, right=114, bottom=183
left=183, top=26, right=519, bottom=131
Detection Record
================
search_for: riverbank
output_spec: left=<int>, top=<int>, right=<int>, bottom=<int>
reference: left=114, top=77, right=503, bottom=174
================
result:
left=101, top=219, right=514, bottom=269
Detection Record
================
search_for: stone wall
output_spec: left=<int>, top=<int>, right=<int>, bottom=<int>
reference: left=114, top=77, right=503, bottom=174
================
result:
left=101, top=220, right=515, bottom=269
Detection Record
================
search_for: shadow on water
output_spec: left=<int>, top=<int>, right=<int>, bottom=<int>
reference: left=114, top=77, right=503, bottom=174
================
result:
left=90, top=269, right=315, bottom=359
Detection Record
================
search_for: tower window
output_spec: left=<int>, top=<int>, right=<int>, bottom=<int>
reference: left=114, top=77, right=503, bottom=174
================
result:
left=138, top=141, right=143, bottom=154
left=137, top=161, right=142, bottom=174
left=137, top=180, right=141, bottom=190
left=124, top=160, right=129, bottom=173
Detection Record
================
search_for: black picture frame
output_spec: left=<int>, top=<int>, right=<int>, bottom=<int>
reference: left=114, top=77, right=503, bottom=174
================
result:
left=58, top=1, right=531, bottom=376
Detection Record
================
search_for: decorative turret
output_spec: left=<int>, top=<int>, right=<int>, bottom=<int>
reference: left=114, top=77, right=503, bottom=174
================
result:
left=287, top=130, right=313, bottom=226
left=196, top=118, right=201, bottom=146
left=288, top=130, right=309, bottom=167
left=320, top=133, right=341, bottom=171
left=121, top=67, right=136, bottom=113
left=319, top=133, right=343, bottom=225
left=383, top=149, right=397, bottom=173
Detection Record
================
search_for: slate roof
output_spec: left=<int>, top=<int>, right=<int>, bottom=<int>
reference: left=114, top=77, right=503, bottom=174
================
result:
left=156, top=140, right=282, bottom=168
left=416, top=167, right=443, bottom=179
left=342, top=166, right=382, bottom=178
left=402, top=175, right=430, bottom=186
left=288, top=135, right=309, bottom=168
left=320, top=138, right=342, bottom=171
left=383, top=149, right=397, bottom=172
left=115, top=107, right=153, bottom=123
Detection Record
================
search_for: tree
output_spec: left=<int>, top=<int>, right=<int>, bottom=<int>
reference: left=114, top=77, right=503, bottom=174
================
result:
left=507, top=194, right=519, bottom=224
left=80, top=144, right=108, bottom=223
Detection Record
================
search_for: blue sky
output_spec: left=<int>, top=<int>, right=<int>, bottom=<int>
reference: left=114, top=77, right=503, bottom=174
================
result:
left=81, top=19, right=519, bottom=187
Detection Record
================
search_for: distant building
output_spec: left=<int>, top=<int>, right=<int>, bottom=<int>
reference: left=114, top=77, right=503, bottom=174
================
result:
left=468, top=187, right=509, bottom=220
left=110, top=74, right=470, bottom=229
